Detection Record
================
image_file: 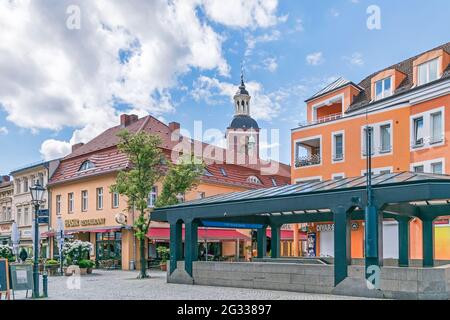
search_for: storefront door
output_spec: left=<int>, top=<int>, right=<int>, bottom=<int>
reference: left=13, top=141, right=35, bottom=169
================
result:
left=95, top=232, right=122, bottom=269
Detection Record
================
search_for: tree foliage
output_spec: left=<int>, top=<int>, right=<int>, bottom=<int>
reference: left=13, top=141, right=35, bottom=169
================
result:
left=156, top=154, right=205, bottom=208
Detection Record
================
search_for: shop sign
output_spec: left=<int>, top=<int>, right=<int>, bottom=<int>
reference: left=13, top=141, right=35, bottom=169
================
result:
left=65, top=218, right=106, bottom=228
left=0, top=224, right=11, bottom=232
left=316, top=224, right=334, bottom=232
left=21, top=229, right=32, bottom=238
left=316, top=222, right=359, bottom=232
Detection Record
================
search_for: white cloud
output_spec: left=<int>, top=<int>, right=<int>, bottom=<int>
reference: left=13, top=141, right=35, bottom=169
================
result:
left=344, top=52, right=365, bottom=66
left=0, top=127, right=8, bottom=135
left=192, top=76, right=281, bottom=121
left=39, top=139, right=72, bottom=161
left=306, top=52, right=324, bottom=66
left=201, top=0, right=281, bottom=28
left=330, top=8, right=340, bottom=17
left=245, top=30, right=281, bottom=56
left=0, top=0, right=282, bottom=159
left=262, top=57, right=278, bottom=72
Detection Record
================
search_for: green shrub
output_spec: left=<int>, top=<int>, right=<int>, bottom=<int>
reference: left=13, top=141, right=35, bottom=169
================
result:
left=78, top=259, right=95, bottom=268
left=156, top=246, right=170, bottom=263
left=46, top=259, right=59, bottom=265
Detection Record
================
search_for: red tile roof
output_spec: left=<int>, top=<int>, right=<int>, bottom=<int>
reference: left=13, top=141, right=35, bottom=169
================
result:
left=49, top=115, right=290, bottom=188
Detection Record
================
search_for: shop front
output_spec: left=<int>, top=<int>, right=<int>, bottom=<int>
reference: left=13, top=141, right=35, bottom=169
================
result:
left=0, top=222, right=12, bottom=245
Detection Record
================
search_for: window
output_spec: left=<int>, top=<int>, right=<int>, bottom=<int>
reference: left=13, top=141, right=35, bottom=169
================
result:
left=24, top=207, right=29, bottom=226
left=333, top=133, right=344, bottom=161
left=413, top=165, right=424, bottom=173
left=112, top=192, right=119, bottom=208
left=16, top=180, right=21, bottom=194
left=17, top=208, right=22, bottom=226
left=430, top=111, right=443, bottom=144
left=56, top=195, right=61, bottom=214
left=96, top=188, right=103, bottom=210
left=6, top=208, right=11, bottom=221
left=198, top=192, right=206, bottom=199
left=219, top=167, right=227, bottom=177
left=380, top=124, right=391, bottom=153
left=362, top=127, right=374, bottom=155
left=148, top=186, right=157, bottom=208
left=79, top=160, right=95, bottom=171
left=271, top=177, right=277, bottom=187
left=379, top=169, right=392, bottom=174
left=81, top=190, right=88, bottom=211
left=413, top=117, right=424, bottom=147
left=418, top=58, right=439, bottom=86
left=431, top=162, right=443, bottom=174
left=23, top=178, right=28, bottom=193
left=203, top=169, right=213, bottom=177
left=333, top=175, right=345, bottom=181
left=375, top=77, right=392, bottom=100
left=68, top=193, right=74, bottom=213
left=247, top=176, right=262, bottom=184
left=38, top=173, right=44, bottom=187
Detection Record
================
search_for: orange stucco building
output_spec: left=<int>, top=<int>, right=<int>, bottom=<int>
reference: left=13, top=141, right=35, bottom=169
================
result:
left=47, top=79, right=292, bottom=270
left=291, top=42, right=450, bottom=261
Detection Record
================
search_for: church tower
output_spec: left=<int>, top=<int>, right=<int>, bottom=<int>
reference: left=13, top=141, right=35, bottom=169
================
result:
left=226, top=72, right=260, bottom=164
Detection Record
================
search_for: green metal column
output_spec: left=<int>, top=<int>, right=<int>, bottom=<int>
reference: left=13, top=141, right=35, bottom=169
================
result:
left=270, top=224, right=281, bottom=258
left=422, top=217, right=435, bottom=267
left=257, top=226, right=267, bottom=258
left=333, top=206, right=351, bottom=286
left=396, top=217, right=410, bottom=267
left=169, top=220, right=182, bottom=274
left=184, top=220, right=198, bottom=276
left=365, top=206, right=383, bottom=278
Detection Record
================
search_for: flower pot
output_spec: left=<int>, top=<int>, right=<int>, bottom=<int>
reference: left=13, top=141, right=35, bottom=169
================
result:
left=80, top=268, right=87, bottom=275
left=160, top=263, right=167, bottom=271
left=87, top=268, right=93, bottom=274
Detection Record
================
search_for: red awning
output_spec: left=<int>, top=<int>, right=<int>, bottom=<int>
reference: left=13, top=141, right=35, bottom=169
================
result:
left=147, top=228, right=250, bottom=241
left=266, top=229, right=307, bottom=241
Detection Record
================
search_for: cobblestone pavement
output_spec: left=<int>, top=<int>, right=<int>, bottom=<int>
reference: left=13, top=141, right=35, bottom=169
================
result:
left=11, top=269, right=370, bottom=300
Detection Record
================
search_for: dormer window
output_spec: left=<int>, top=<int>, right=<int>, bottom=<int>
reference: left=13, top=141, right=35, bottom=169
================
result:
left=418, top=58, right=439, bottom=86
left=219, top=167, right=227, bottom=177
left=247, top=175, right=262, bottom=185
left=203, top=169, right=213, bottom=177
left=375, top=77, right=392, bottom=100
left=79, top=160, right=95, bottom=171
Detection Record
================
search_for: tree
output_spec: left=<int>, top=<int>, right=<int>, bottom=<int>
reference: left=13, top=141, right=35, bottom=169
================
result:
left=110, top=130, right=165, bottom=279
left=156, top=154, right=205, bottom=208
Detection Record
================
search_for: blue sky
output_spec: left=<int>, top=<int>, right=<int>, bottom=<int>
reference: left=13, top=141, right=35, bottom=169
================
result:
left=1, top=0, right=450, bottom=174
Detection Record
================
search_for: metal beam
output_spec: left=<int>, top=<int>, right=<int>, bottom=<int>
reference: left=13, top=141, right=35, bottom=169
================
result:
left=257, top=226, right=267, bottom=258
left=333, top=206, right=351, bottom=286
left=169, top=221, right=182, bottom=274
left=422, top=217, right=435, bottom=267
left=184, top=220, right=198, bottom=276
left=270, top=224, right=281, bottom=258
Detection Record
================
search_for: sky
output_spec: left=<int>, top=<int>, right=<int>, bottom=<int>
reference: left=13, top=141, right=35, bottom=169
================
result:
left=1, top=0, right=450, bottom=174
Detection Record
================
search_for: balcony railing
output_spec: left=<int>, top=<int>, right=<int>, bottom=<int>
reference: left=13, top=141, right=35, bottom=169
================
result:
left=298, top=113, right=343, bottom=128
left=295, top=154, right=321, bottom=168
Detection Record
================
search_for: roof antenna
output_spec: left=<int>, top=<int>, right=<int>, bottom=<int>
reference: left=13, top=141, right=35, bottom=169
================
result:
left=240, top=60, right=245, bottom=86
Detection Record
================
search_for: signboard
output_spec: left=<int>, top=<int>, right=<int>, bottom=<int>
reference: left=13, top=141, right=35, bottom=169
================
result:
left=38, top=216, right=49, bottom=224
left=21, top=229, right=32, bottom=238
left=65, top=218, right=106, bottom=228
left=0, top=259, right=10, bottom=295
left=9, top=264, right=33, bottom=292
left=316, top=222, right=359, bottom=232
left=38, top=209, right=49, bottom=217
left=201, top=220, right=263, bottom=229
left=0, top=224, right=12, bottom=232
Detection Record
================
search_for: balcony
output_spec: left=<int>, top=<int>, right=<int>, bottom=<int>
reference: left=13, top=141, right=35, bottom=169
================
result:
left=295, top=154, right=321, bottom=168
left=298, top=113, right=343, bottom=128
left=295, top=137, right=321, bottom=168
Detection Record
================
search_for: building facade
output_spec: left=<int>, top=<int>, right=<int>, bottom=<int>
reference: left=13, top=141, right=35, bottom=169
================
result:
left=0, top=176, right=13, bottom=245
left=291, top=42, right=450, bottom=260
left=10, top=160, right=60, bottom=258
left=47, top=78, right=292, bottom=270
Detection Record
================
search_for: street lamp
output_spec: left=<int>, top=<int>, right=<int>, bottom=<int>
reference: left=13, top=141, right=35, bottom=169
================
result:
left=56, top=215, right=65, bottom=275
left=30, top=181, right=45, bottom=299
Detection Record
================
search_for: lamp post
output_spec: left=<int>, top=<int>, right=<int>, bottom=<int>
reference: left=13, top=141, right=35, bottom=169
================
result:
left=56, top=215, right=64, bottom=275
left=30, top=182, right=45, bottom=299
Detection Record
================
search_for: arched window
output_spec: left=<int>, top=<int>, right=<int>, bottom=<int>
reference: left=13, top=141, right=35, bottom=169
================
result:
left=247, top=175, right=262, bottom=184
left=79, top=160, right=95, bottom=171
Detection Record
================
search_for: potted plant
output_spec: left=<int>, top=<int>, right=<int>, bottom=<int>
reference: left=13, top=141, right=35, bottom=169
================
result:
left=79, top=259, right=95, bottom=274
left=45, top=259, right=60, bottom=276
left=61, top=240, right=93, bottom=276
left=0, top=244, right=15, bottom=261
left=156, top=246, right=170, bottom=271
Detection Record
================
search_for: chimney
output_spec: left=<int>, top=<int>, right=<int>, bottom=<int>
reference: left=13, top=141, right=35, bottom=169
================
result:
left=169, top=122, right=181, bottom=142
left=120, top=114, right=139, bottom=127
left=72, top=143, right=84, bottom=152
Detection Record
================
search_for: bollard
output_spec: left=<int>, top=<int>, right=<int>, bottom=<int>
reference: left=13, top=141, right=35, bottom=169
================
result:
left=42, top=273, right=48, bottom=298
